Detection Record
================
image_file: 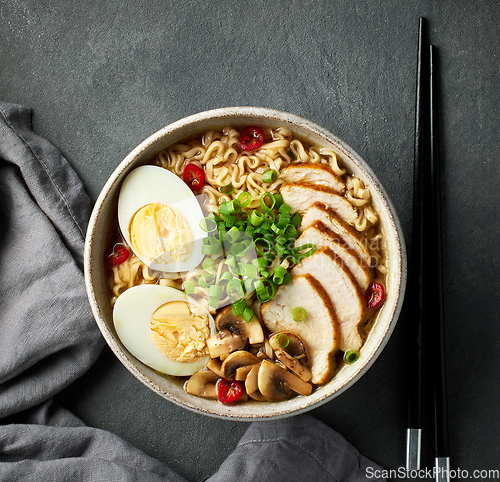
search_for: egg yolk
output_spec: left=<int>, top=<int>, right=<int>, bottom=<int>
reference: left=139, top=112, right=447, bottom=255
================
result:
left=150, top=301, right=209, bottom=363
left=129, top=202, right=193, bottom=265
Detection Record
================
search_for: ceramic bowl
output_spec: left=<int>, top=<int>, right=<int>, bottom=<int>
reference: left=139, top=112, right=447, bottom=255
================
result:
left=84, top=106, right=406, bottom=420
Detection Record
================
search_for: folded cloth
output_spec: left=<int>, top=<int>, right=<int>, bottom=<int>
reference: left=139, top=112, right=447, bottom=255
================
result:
left=0, top=102, right=386, bottom=482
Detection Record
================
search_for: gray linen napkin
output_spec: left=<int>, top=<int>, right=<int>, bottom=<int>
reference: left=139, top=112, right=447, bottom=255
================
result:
left=0, top=102, right=386, bottom=482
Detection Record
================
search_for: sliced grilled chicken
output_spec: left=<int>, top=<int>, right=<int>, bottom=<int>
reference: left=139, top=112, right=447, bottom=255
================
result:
left=280, top=163, right=345, bottom=193
left=261, top=274, right=339, bottom=385
left=299, top=202, right=371, bottom=268
left=295, top=221, right=371, bottom=290
left=292, top=247, right=366, bottom=352
left=280, top=182, right=357, bottom=225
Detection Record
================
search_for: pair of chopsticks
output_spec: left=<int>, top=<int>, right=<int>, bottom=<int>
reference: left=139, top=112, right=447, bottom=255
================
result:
left=406, top=17, right=450, bottom=481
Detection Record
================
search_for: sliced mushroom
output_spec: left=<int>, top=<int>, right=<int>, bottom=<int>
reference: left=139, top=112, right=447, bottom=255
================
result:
left=185, top=370, right=219, bottom=399
left=215, top=306, right=264, bottom=344
left=258, top=360, right=313, bottom=401
left=207, top=306, right=264, bottom=358
left=269, top=332, right=312, bottom=382
left=220, top=350, right=261, bottom=380
left=245, top=364, right=268, bottom=401
left=206, top=358, right=225, bottom=378
left=207, top=329, right=246, bottom=358
left=235, top=363, right=260, bottom=381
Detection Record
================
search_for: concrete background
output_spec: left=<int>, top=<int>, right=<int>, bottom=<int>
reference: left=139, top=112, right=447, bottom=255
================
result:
left=1, top=1, right=498, bottom=480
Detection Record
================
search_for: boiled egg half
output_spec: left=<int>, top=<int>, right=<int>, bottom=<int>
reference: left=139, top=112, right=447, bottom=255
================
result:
left=113, top=284, right=215, bottom=376
left=117, top=165, right=206, bottom=272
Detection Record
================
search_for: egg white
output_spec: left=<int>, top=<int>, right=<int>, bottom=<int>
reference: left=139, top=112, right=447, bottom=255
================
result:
left=113, top=284, right=215, bottom=376
left=117, top=165, right=207, bottom=272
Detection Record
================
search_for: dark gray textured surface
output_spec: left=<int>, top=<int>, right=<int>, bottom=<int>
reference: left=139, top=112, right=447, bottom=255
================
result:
left=1, top=1, right=498, bottom=480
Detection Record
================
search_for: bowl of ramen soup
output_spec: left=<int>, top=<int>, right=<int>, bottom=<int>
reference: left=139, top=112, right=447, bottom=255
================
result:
left=84, top=107, right=406, bottom=420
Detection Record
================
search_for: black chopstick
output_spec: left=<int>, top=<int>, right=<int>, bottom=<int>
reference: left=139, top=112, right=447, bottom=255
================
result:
left=406, top=18, right=450, bottom=480
left=430, top=44, right=450, bottom=482
left=406, top=16, right=429, bottom=471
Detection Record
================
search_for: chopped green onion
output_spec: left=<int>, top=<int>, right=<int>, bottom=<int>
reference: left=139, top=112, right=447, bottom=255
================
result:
left=232, top=298, right=247, bottom=316
left=242, top=306, right=254, bottom=323
left=255, top=279, right=276, bottom=303
left=276, top=333, right=290, bottom=349
left=184, top=280, right=195, bottom=294
left=243, top=277, right=256, bottom=293
left=254, top=237, right=273, bottom=256
left=226, top=278, right=244, bottom=301
left=264, top=211, right=276, bottom=222
left=276, top=213, right=291, bottom=228
left=293, top=243, right=317, bottom=259
left=284, top=224, right=298, bottom=238
left=219, top=271, right=233, bottom=284
left=221, top=213, right=236, bottom=227
left=221, top=183, right=234, bottom=195
left=199, top=216, right=218, bottom=233
left=229, top=239, right=252, bottom=256
left=278, top=203, right=292, bottom=214
left=292, top=307, right=306, bottom=322
left=272, top=266, right=288, bottom=285
left=290, top=212, right=302, bottom=227
left=209, top=296, right=221, bottom=309
left=225, top=254, right=237, bottom=268
left=275, top=233, right=289, bottom=246
left=274, top=243, right=288, bottom=257
left=224, top=226, right=241, bottom=243
left=199, top=272, right=216, bottom=288
left=287, top=149, right=296, bottom=160
left=344, top=350, right=360, bottom=364
left=237, top=191, right=252, bottom=208
left=201, top=243, right=221, bottom=255
left=237, top=263, right=259, bottom=279
left=202, top=257, right=215, bottom=270
left=273, top=193, right=284, bottom=208
left=282, top=272, right=293, bottom=285
left=259, top=192, right=275, bottom=212
left=262, top=169, right=278, bottom=183
left=219, top=200, right=240, bottom=216
left=249, top=209, right=264, bottom=226
left=209, top=285, right=223, bottom=298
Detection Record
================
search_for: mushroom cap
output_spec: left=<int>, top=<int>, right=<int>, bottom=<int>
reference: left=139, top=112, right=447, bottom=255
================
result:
left=220, top=350, right=261, bottom=379
left=269, top=332, right=312, bottom=382
left=215, top=306, right=264, bottom=344
left=258, top=360, right=312, bottom=401
left=245, top=364, right=268, bottom=401
left=185, top=370, right=219, bottom=399
left=206, top=329, right=246, bottom=358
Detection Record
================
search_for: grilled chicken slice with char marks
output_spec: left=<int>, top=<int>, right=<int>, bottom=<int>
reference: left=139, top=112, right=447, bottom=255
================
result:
left=280, top=163, right=345, bottom=194
left=261, top=274, right=339, bottom=385
left=299, top=202, right=372, bottom=268
left=280, top=182, right=357, bottom=225
left=292, top=247, right=366, bottom=352
left=295, top=221, right=371, bottom=291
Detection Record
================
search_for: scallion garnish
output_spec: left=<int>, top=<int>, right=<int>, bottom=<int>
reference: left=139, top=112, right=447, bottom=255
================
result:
left=344, top=350, right=360, bottom=364
left=221, top=183, right=235, bottom=194
left=292, top=307, right=306, bottom=322
left=237, top=191, right=252, bottom=208
left=232, top=298, right=247, bottom=316
left=276, top=333, right=290, bottom=349
left=262, top=169, right=278, bottom=183
left=259, top=192, right=275, bottom=212
left=202, top=257, right=215, bottom=270
left=199, top=272, right=216, bottom=288
left=184, top=280, right=195, bottom=295
left=242, top=306, right=254, bottom=323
